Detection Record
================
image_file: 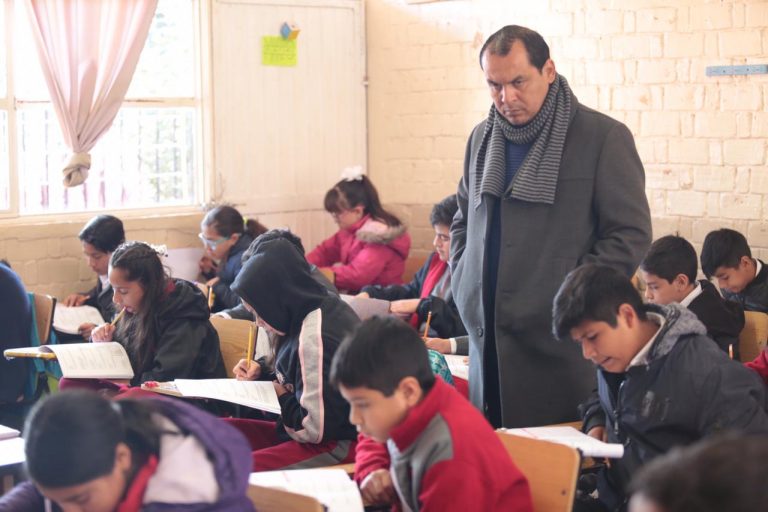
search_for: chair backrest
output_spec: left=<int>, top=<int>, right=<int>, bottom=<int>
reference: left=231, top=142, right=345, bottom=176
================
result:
left=739, top=311, right=768, bottom=362
left=318, top=267, right=335, bottom=285
left=247, top=484, right=324, bottom=512
left=33, top=293, right=56, bottom=345
left=210, top=316, right=254, bottom=378
left=496, top=431, right=581, bottom=512
left=402, top=253, right=429, bottom=283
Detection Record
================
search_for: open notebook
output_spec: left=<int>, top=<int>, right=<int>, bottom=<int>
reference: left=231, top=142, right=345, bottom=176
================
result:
left=141, top=379, right=281, bottom=414
left=444, top=354, right=469, bottom=380
left=0, top=424, right=20, bottom=441
left=4, top=342, right=134, bottom=380
left=53, top=305, right=105, bottom=335
left=501, top=426, right=625, bottom=459
left=249, top=468, right=364, bottom=512
left=340, top=294, right=391, bottom=320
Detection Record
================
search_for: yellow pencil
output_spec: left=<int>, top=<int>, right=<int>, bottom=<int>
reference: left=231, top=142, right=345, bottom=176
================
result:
left=207, top=288, right=215, bottom=310
left=423, top=311, right=432, bottom=339
left=111, top=308, right=126, bottom=327
left=246, top=324, right=257, bottom=369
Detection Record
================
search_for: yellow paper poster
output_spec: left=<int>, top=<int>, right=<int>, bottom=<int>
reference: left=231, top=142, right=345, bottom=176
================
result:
left=262, top=36, right=297, bottom=67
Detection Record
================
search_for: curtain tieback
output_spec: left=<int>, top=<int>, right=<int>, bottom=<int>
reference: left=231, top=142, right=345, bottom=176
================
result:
left=62, top=152, right=91, bottom=187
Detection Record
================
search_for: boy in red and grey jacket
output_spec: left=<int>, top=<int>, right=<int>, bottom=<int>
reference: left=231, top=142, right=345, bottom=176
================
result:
left=330, top=316, right=532, bottom=512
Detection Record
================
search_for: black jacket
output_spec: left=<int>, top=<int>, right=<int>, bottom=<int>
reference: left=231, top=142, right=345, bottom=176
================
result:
left=121, top=279, right=226, bottom=386
left=84, top=277, right=116, bottom=321
left=211, top=233, right=254, bottom=312
left=583, top=304, right=768, bottom=511
left=688, top=279, right=744, bottom=359
left=723, top=259, right=768, bottom=314
left=232, top=238, right=359, bottom=443
left=362, top=252, right=467, bottom=339
left=0, top=266, right=31, bottom=403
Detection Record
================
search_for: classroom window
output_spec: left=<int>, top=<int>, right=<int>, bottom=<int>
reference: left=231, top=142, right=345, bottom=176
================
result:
left=0, top=0, right=202, bottom=216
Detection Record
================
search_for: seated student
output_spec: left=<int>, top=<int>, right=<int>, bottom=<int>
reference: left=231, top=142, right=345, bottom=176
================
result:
left=225, top=237, right=360, bottom=471
left=0, top=264, right=31, bottom=423
left=197, top=205, right=267, bottom=312
left=553, top=264, right=768, bottom=512
left=62, top=215, right=125, bottom=339
left=628, top=435, right=768, bottom=512
left=0, top=390, right=255, bottom=512
left=640, top=235, right=745, bottom=359
left=331, top=316, right=533, bottom=511
left=306, top=167, right=411, bottom=293
left=358, top=194, right=468, bottom=354
left=87, top=241, right=226, bottom=387
left=217, top=229, right=337, bottom=321
left=701, top=228, right=768, bottom=312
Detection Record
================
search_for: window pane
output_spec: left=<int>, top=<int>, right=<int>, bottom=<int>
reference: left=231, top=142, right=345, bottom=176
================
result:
left=0, top=111, right=8, bottom=209
left=127, top=0, right=196, bottom=98
left=14, top=0, right=48, bottom=101
left=18, top=106, right=197, bottom=214
left=0, top=5, right=6, bottom=99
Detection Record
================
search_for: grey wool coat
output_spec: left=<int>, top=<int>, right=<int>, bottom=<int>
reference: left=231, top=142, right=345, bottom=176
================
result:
left=451, top=101, right=652, bottom=428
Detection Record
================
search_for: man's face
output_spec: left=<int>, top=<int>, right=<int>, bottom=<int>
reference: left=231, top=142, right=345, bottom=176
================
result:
left=482, top=40, right=556, bottom=126
left=569, top=305, right=644, bottom=374
left=432, top=223, right=451, bottom=262
left=714, top=256, right=754, bottom=294
left=640, top=270, right=689, bottom=305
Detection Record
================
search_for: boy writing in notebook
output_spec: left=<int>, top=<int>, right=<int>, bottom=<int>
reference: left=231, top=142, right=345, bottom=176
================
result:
left=330, top=316, right=532, bottom=512
left=639, top=235, right=744, bottom=359
left=553, top=264, right=768, bottom=512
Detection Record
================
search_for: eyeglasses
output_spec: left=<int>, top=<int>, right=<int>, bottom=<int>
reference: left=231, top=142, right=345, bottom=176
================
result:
left=198, top=233, right=231, bottom=249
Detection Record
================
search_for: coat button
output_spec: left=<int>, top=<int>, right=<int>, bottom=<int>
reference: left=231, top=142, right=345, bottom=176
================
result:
left=476, top=327, right=484, bottom=337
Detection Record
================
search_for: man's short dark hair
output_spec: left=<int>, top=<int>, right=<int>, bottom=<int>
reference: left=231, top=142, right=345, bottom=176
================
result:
left=242, top=229, right=305, bottom=264
left=429, top=194, right=458, bottom=227
left=479, top=25, right=550, bottom=71
left=330, top=316, right=436, bottom=396
left=78, top=215, right=125, bottom=254
left=552, top=264, right=646, bottom=341
left=700, top=228, right=751, bottom=279
left=629, top=434, right=768, bottom=512
left=640, top=235, right=698, bottom=284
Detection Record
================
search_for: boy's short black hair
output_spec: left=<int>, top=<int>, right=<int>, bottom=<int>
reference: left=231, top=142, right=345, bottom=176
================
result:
left=629, top=434, right=768, bottom=512
left=552, top=264, right=646, bottom=341
left=640, top=235, right=698, bottom=284
left=78, top=215, right=125, bottom=254
left=242, top=229, right=305, bottom=264
left=429, top=194, right=458, bottom=227
left=700, top=228, right=751, bottom=279
left=330, top=316, right=436, bottom=396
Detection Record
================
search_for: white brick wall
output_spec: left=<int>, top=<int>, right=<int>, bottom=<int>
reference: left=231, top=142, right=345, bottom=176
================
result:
left=367, top=0, right=768, bottom=253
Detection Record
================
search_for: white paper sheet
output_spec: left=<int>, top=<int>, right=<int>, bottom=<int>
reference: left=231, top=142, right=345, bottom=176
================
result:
left=249, top=469, right=364, bottom=512
left=502, top=426, right=625, bottom=459
left=48, top=342, right=134, bottom=379
left=53, top=305, right=105, bottom=334
left=174, top=379, right=281, bottom=414
left=0, top=424, right=20, bottom=441
left=165, top=247, right=205, bottom=282
left=444, top=354, right=469, bottom=380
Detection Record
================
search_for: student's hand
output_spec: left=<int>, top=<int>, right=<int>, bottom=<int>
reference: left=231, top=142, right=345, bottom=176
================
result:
left=195, top=282, right=209, bottom=297
left=360, top=469, right=397, bottom=506
left=205, top=277, right=221, bottom=287
left=389, top=299, right=420, bottom=316
left=63, top=293, right=88, bottom=307
left=586, top=426, right=607, bottom=442
left=425, top=337, right=452, bottom=354
left=90, top=323, right=115, bottom=343
left=356, top=292, right=370, bottom=299
left=273, top=380, right=289, bottom=397
left=199, top=256, right=218, bottom=275
left=78, top=322, right=97, bottom=340
left=233, top=359, right=262, bottom=381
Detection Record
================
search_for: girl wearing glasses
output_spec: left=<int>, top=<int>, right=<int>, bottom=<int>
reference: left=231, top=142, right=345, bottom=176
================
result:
left=197, top=206, right=267, bottom=312
left=307, top=168, right=411, bottom=293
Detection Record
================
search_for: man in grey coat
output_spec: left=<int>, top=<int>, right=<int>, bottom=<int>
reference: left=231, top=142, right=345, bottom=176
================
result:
left=451, top=25, right=652, bottom=428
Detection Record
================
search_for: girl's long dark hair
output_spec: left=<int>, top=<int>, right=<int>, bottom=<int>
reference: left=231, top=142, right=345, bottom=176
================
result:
left=111, top=242, right=168, bottom=374
left=24, top=391, right=163, bottom=488
left=323, top=176, right=402, bottom=227
left=202, top=205, right=267, bottom=239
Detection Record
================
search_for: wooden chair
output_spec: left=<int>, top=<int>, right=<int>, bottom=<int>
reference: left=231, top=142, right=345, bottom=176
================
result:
left=318, top=267, right=335, bottom=285
left=32, top=293, right=56, bottom=344
left=739, top=311, right=768, bottom=362
left=209, top=316, right=253, bottom=378
left=496, top=431, right=581, bottom=512
left=402, top=254, right=428, bottom=283
left=247, top=484, right=324, bottom=512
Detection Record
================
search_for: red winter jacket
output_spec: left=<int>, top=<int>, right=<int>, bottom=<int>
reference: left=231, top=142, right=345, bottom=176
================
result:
left=746, top=348, right=768, bottom=385
left=307, top=215, right=411, bottom=293
left=354, top=378, right=533, bottom=512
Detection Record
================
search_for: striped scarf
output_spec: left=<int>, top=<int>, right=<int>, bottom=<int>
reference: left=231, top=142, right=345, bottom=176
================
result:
left=474, top=73, right=575, bottom=208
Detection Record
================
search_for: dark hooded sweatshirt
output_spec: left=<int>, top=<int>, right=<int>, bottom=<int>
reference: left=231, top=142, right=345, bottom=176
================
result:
left=123, top=279, right=226, bottom=386
left=231, top=238, right=359, bottom=443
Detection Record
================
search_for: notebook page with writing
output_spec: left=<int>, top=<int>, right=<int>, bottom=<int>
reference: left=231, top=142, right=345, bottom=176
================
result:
left=444, top=354, right=469, bottom=380
left=53, top=305, right=106, bottom=335
left=502, top=426, right=625, bottom=458
left=174, top=379, right=281, bottom=414
left=48, top=342, right=134, bottom=379
left=249, top=469, right=364, bottom=512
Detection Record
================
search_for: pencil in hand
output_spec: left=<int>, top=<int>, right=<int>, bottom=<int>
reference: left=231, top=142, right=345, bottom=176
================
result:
left=111, top=308, right=126, bottom=327
left=422, top=311, right=432, bottom=339
left=246, top=324, right=257, bottom=370
left=207, top=288, right=215, bottom=310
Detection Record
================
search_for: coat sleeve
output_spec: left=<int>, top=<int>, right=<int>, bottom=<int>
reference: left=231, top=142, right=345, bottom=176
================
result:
left=353, top=434, right=391, bottom=485
left=212, top=278, right=242, bottom=310
left=331, top=243, right=403, bottom=292
left=455, top=336, right=469, bottom=356
left=578, top=390, right=606, bottom=433
left=449, top=131, right=474, bottom=277
left=580, top=123, right=652, bottom=277
left=362, top=255, right=430, bottom=300
left=306, top=233, right=342, bottom=268
left=745, top=349, right=768, bottom=386
left=0, top=482, right=52, bottom=512
left=218, top=303, right=253, bottom=321
left=140, top=320, right=213, bottom=383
